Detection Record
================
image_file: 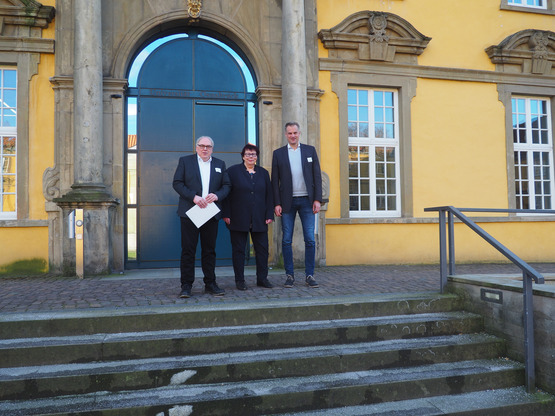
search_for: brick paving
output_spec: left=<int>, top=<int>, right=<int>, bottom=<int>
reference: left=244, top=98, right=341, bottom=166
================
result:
left=0, top=263, right=554, bottom=314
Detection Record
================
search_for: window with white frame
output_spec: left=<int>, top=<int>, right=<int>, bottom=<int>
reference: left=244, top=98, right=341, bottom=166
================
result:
left=0, top=68, right=17, bottom=219
left=507, top=0, right=547, bottom=9
left=512, top=96, right=554, bottom=210
left=348, top=88, right=400, bottom=217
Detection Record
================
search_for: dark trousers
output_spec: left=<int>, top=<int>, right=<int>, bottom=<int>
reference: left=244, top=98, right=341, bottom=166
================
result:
left=180, top=216, right=218, bottom=288
left=229, top=229, right=269, bottom=283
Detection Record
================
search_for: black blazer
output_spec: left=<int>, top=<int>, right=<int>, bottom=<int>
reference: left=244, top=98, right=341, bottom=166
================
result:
left=222, top=163, right=274, bottom=232
left=172, top=154, right=231, bottom=219
left=271, top=144, right=323, bottom=213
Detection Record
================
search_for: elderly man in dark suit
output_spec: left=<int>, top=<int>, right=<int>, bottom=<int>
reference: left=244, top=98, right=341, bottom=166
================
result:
left=172, top=136, right=231, bottom=298
left=271, top=121, right=323, bottom=289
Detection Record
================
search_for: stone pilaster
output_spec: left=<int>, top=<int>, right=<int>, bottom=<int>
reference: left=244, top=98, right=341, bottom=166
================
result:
left=281, top=0, right=308, bottom=133
left=53, top=0, right=119, bottom=276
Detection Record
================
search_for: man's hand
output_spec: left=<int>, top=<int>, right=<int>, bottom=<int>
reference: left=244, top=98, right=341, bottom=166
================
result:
left=205, top=193, right=218, bottom=204
left=194, top=193, right=218, bottom=208
left=313, top=200, right=321, bottom=214
left=274, top=205, right=282, bottom=217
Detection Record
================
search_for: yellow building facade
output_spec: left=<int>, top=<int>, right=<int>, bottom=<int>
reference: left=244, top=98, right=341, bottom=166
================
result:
left=318, top=0, right=555, bottom=265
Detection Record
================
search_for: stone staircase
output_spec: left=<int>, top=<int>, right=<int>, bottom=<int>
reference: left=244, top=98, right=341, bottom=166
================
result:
left=0, top=293, right=554, bottom=415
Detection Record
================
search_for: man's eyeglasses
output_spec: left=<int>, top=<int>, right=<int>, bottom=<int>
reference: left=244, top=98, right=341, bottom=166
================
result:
left=244, top=153, right=258, bottom=158
left=197, top=144, right=213, bottom=149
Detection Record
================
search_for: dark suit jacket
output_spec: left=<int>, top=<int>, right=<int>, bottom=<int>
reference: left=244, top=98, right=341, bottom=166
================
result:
left=172, top=154, right=231, bottom=219
left=222, top=163, right=274, bottom=232
left=271, top=143, right=323, bottom=213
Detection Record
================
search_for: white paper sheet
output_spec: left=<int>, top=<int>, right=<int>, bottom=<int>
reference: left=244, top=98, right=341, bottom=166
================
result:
left=185, top=203, right=220, bottom=228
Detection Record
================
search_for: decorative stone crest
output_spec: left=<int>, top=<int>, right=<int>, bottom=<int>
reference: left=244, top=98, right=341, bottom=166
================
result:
left=187, top=0, right=202, bottom=19
left=486, top=29, right=555, bottom=76
left=318, top=11, right=430, bottom=64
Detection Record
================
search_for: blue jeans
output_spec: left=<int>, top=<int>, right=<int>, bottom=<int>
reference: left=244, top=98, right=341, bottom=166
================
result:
left=281, top=196, right=315, bottom=277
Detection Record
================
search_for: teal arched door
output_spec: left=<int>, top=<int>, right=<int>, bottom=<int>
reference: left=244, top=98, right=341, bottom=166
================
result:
left=126, top=33, right=257, bottom=268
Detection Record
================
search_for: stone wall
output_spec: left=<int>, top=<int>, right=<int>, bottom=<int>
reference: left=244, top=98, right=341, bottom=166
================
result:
left=447, top=275, right=555, bottom=393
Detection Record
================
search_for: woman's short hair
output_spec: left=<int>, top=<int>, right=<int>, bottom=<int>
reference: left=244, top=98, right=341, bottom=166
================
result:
left=241, top=143, right=259, bottom=158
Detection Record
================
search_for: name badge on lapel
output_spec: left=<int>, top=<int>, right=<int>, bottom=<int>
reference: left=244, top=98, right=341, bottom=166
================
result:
left=307, top=157, right=313, bottom=163
left=215, top=167, right=221, bottom=173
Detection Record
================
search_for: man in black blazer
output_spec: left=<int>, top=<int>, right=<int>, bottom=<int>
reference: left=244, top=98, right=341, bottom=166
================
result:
left=172, top=136, right=231, bottom=298
left=271, top=122, right=323, bottom=288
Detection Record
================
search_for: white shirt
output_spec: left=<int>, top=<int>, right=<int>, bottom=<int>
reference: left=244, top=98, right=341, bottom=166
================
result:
left=197, top=155, right=212, bottom=198
left=287, top=144, right=308, bottom=197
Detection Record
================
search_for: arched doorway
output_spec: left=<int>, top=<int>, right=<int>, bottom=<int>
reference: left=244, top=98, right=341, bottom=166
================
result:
left=125, top=31, right=257, bottom=269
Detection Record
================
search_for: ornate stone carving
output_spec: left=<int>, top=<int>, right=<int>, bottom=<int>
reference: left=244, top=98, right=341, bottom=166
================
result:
left=187, top=0, right=202, bottom=19
left=0, top=1, right=55, bottom=53
left=43, top=165, right=60, bottom=201
left=486, top=29, right=555, bottom=76
left=318, top=11, right=431, bottom=64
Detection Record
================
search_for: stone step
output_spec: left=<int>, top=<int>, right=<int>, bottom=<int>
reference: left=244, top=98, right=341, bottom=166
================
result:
left=0, top=333, right=505, bottom=401
left=0, top=293, right=462, bottom=339
left=266, top=386, right=555, bottom=416
left=0, top=359, right=527, bottom=416
left=0, top=311, right=483, bottom=368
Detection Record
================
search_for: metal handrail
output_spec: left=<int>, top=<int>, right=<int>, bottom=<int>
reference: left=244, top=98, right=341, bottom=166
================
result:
left=424, top=206, right=553, bottom=393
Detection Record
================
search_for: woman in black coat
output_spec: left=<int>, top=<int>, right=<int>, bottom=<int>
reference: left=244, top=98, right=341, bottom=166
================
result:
left=223, top=144, right=274, bottom=290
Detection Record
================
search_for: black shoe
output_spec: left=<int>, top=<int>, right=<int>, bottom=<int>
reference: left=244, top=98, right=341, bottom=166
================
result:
left=236, top=281, right=249, bottom=291
left=179, top=286, right=192, bottom=298
left=205, top=282, right=225, bottom=296
left=306, top=275, right=319, bottom=288
left=284, top=275, right=294, bottom=288
left=257, top=279, right=274, bottom=288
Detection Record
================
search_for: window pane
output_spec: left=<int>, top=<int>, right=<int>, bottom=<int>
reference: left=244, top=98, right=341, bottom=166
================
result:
left=349, top=179, right=358, bottom=194
left=127, top=208, right=137, bottom=260
left=349, top=163, right=358, bottom=178
left=360, top=179, right=369, bottom=194
left=387, top=196, right=396, bottom=210
left=384, top=91, right=394, bottom=106
left=348, top=106, right=357, bottom=121
left=374, top=91, right=383, bottom=105
left=2, top=194, right=15, bottom=212
left=358, top=90, right=368, bottom=105
left=375, top=164, right=384, bottom=178
left=3, top=89, right=16, bottom=108
left=375, top=107, right=383, bottom=122
left=360, top=147, right=369, bottom=160
left=360, top=162, right=369, bottom=178
left=2, top=137, right=15, bottom=154
left=348, top=89, right=357, bottom=103
left=385, top=124, right=394, bottom=139
left=360, top=123, right=369, bottom=137
left=2, top=155, right=15, bottom=173
left=3, top=70, right=16, bottom=88
left=127, top=153, right=137, bottom=205
left=376, top=179, right=385, bottom=194
left=2, top=115, right=16, bottom=127
left=350, top=196, right=358, bottom=210
left=361, top=196, right=370, bottom=210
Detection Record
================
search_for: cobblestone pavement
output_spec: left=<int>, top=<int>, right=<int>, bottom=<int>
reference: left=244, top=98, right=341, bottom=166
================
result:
left=0, top=263, right=554, bottom=314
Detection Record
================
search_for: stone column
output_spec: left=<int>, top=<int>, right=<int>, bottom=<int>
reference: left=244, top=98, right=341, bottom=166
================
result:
left=73, top=0, right=104, bottom=190
left=281, top=0, right=308, bottom=133
left=54, top=0, right=118, bottom=276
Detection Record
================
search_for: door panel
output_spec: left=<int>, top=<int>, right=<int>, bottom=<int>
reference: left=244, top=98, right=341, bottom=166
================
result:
left=139, top=98, right=193, bottom=152
left=130, top=36, right=249, bottom=268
